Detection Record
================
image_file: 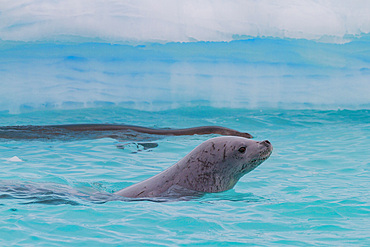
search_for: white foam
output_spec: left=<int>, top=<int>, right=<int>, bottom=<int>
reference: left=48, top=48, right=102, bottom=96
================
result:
left=6, top=156, right=23, bottom=162
left=0, top=0, right=369, bottom=43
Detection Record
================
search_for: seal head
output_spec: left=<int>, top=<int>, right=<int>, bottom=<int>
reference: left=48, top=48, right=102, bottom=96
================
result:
left=177, top=137, right=272, bottom=193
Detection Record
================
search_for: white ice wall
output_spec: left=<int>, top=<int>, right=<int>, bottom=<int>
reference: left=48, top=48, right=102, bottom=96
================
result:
left=0, top=1, right=369, bottom=113
left=1, top=40, right=369, bottom=113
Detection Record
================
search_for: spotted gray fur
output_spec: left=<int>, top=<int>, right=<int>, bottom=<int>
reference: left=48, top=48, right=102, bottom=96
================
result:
left=115, top=136, right=272, bottom=198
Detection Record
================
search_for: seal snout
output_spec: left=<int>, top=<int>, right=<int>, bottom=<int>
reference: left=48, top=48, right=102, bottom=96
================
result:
left=259, top=140, right=273, bottom=156
left=261, top=140, right=271, bottom=147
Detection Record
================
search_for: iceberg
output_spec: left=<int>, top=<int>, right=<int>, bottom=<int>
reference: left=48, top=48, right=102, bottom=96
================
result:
left=0, top=1, right=369, bottom=112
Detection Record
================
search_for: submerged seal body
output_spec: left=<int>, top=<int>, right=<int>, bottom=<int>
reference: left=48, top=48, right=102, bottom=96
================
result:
left=115, top=136, right=272, bottom=198
left=0, top=124, right=252, bottom=141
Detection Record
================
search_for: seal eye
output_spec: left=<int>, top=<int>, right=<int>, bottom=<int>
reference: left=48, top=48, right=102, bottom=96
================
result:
left=238, top=147, right=246, bottom=153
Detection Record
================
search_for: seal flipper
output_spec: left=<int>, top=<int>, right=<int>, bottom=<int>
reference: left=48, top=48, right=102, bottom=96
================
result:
left=160, top=184, right=205, bottom=200
left=116, top=142, right=159, bottom=152
left=138, top=142, right=159, bottom=150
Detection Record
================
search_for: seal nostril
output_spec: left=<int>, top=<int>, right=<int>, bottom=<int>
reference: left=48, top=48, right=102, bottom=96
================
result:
left=262, top=140, right=271, bottom=147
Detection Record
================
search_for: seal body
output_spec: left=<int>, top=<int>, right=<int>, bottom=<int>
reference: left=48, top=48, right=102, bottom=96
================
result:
left=115, top=136, right=272, bottom=198
left=0, top=124, right=252, bottom=141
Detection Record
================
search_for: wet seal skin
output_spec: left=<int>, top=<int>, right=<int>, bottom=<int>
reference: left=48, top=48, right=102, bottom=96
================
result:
left=115, top=136, right=272, bottom=198
left=0, top=124, right=253, bottom=141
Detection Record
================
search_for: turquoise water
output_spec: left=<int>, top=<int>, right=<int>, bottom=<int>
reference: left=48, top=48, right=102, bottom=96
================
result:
left=0, top=107, right=369, bottom=246
left=1, top=1, right=370, bottom=245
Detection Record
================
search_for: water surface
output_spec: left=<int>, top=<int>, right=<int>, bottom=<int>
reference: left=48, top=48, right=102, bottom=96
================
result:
left=1, top=107, right=369, bottom=246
